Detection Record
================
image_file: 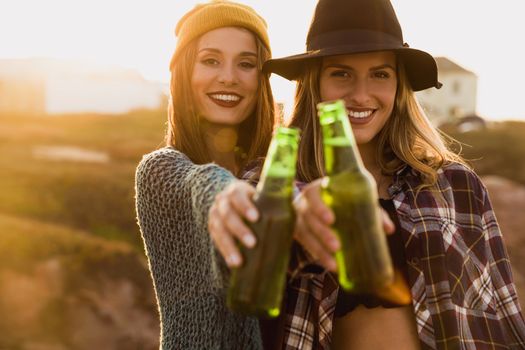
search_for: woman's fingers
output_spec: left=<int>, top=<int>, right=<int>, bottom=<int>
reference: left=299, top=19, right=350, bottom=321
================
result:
left=209, top=177, right=396, bottom=272
left=381, top=208, right=395, bottom=235
left=301, top=207, right=340, bottom=252
left=208, top=180, right=260, bottom=268
left=219, top=181, right=258, bottom=246
left=217, top=192, right=256, bottom=249
left=228, top=181, right=259, bottom=222
left=293, top=178, right=339, bottom=272
left=294, top=220, right=338, bottom=272
left=294, top=180, right=338, bottom=248
left=208, top=203, right=243, bottom=268
left=301, top=178, right=335, bottom=224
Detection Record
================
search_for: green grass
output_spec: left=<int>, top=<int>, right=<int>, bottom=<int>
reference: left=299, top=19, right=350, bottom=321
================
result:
left=443, top=121, right=525, bottom=185
left=0, top=109, right=166, bottom=249
left=0, top=212, right=137, bottom=272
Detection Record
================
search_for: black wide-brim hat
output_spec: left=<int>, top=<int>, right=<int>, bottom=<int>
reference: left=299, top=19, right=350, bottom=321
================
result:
left=263, top=0, right=442, bottom=91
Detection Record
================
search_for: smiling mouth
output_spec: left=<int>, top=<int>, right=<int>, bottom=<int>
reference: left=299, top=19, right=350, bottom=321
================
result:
left=208, top=93, right=242, bottom=108
left=347, top=108, right=376, bottom=123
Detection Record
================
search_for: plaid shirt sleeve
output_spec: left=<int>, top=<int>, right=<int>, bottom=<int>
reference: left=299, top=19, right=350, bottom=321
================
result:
left=480, top=179, right=525, bottom=347
left=402, top=164, right=525, bottom=349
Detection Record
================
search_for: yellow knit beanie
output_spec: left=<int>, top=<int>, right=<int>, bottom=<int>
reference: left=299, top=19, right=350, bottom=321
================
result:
left=171, top=0, right=270, bottom=65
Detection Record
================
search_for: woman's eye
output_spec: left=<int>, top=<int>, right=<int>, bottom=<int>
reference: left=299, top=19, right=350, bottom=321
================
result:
left=239, top=61, right=256, bottom=69
left=201, top=58, right=219, bottom=66
left=373, top=71, right=390, bottom=79
left=330, top=70, right=350, bottom=78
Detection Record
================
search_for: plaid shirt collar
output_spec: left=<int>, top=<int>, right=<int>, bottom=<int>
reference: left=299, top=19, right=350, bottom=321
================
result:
left=281, top=163, right=525, bottom=349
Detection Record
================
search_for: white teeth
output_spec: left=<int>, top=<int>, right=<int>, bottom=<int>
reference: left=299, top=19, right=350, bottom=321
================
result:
left=210, top=94, right=240, bottom=102
left=348, top=110, right=373, bottom=118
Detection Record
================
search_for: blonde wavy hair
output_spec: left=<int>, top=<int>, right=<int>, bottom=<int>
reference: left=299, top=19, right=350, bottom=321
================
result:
left=288, top=56, right=467, bottom=189
left=166, top=29, right=275, bottom=175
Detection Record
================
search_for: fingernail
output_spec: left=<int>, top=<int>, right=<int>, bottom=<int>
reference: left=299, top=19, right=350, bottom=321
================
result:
left=246, top=209, right=258, bottom=221
left=329, top=238, right=340, bottom=251
left=243, top=234, right=256, bottom=248
left=328, top=259, right=338, bottom=272
left=228, top=254, right=240, bottom=267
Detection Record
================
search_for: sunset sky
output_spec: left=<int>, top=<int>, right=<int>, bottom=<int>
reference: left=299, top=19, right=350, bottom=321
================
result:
left=1, top=0, right=523, bottom=120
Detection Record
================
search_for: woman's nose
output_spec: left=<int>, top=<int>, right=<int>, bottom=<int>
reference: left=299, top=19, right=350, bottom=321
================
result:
left=217, top=63, right=238, bottom=86
left=346, top=79, right=370, bottom=105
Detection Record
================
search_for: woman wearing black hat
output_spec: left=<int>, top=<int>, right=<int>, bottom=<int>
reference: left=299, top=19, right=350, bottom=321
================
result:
left=263, top=0, right=525, bottom=349
left=208, top=0, right=525, bottom=348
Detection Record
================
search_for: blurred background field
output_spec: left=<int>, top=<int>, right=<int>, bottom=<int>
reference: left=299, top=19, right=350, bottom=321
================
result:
left=1, top=110, right=525, bottom=349
left=2, top=0, right=525, bottom=347
left=0, top=110, right=165, bottom=349
left=0, top=110, right=165, bottom=247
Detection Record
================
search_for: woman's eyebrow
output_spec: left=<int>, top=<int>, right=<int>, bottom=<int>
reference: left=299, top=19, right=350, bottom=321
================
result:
left=370, top=63, right=396, bottom=71
left=239, top=51, right=257, bottom=57
left=197, top=48, right=257, bottom=57
left=198, top=47, right=221, bottom=54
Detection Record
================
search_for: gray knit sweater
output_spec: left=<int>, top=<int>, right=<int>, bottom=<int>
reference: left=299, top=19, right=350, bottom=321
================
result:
left=135, top=147, right=263, bottom=350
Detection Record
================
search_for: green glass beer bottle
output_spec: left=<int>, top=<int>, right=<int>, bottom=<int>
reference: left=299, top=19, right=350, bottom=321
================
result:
left=318, top=100, right=394, bottom=293
left=227, top=127, right=300, bottom=318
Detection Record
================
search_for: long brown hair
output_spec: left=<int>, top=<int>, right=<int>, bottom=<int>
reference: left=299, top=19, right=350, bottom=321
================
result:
left=288, top=55, right=466, bottom=188
left=166, top=29, right=275, bottom=174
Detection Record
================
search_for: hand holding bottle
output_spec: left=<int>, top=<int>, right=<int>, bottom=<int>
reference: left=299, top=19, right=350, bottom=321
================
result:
left=293, top=178, right=395, bottom=273
left=208, top=180, right=259, bottom=268
left=226, top=127, right=299, bottom=317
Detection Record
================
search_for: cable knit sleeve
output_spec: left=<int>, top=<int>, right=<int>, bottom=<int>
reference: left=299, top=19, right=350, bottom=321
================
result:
left=135, top=147, right=262, bottom=350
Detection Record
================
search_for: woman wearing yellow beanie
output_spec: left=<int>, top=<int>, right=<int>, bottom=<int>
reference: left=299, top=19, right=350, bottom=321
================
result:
left=135, top=1, right=275, bottom=348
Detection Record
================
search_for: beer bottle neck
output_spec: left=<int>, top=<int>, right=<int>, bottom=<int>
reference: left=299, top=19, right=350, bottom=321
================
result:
left=256, top=128, right=299, bottom=197
left=257, top=174, right=294, bottom=197
left=322, top=117, right=365, bottom=175
left=325, top=143, right=365, bottom=175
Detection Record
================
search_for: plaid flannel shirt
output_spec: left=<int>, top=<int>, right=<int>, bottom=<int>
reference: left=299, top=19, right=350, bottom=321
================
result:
left=282, top=163, right=525, bottom=350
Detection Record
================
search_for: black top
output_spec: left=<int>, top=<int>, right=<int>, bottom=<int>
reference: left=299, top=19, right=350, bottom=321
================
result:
left=334, top=198, right=409, bottom=317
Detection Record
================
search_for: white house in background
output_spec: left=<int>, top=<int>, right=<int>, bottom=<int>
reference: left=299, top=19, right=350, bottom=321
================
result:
left=416, top=57, right=477, bottom=125
left=0, top=58, right=167, bottom=115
